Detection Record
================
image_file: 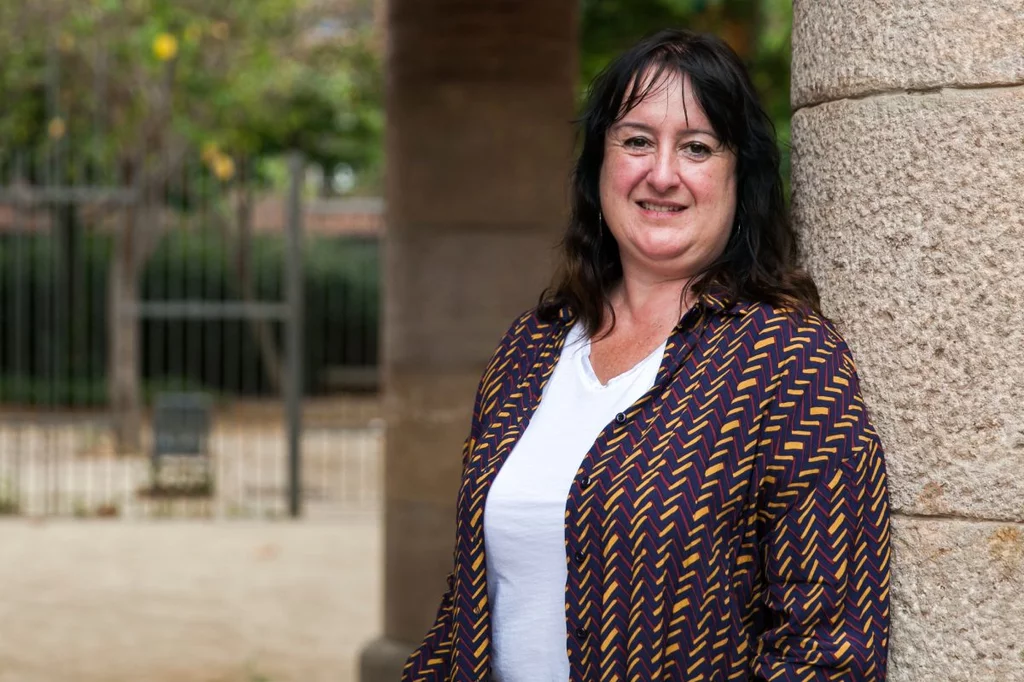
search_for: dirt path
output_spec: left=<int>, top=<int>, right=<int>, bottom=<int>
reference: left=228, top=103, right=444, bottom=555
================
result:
left=0, top=516, right=381, bottom=682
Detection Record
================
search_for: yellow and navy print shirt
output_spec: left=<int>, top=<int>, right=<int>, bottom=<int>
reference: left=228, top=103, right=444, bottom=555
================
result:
left=403, top=293, right=891, bottom=682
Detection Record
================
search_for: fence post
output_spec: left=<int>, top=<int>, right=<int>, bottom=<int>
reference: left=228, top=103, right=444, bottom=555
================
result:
left=285, top=151, right=305, bottom=518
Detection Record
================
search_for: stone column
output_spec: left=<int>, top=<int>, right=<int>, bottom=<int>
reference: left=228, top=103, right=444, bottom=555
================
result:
left=791, top=3, right=1024, bottom=680
left=360, top=2, right=578, bottom=680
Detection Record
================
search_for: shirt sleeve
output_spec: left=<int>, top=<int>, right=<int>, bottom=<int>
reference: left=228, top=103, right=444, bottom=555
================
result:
left=752, top=320, right=892, bottom=681
left=401, top=314, right=526, bottom=681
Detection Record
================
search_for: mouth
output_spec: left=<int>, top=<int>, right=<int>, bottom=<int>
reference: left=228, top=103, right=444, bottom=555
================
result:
left=636, top=200, right=686, bottom=214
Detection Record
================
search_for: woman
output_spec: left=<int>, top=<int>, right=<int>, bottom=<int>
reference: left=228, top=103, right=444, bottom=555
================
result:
left=403, top=29, right=890, bottom=682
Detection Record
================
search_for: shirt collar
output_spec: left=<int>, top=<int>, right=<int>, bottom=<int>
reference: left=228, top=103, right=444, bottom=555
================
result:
left=696, top=286, right=754, bottom=317
left=555, top=304, right=576, bottom=326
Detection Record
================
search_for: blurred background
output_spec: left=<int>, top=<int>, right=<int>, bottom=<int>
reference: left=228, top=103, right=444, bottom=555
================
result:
left=0, top=1, right=792, bottom=680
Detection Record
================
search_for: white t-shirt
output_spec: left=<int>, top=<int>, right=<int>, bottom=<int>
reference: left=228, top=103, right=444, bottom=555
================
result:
left=483, top=321, right=666, bottom=682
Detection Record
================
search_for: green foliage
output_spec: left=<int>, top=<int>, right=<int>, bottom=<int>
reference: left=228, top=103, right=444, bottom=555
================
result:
left=0, top=0, right=383, bottom=192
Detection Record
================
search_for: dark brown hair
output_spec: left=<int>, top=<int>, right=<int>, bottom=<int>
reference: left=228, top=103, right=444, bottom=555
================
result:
left=538, top=29, right=819, bottom=335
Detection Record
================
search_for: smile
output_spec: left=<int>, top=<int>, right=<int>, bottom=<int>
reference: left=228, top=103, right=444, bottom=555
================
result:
left=637, top=201, right=685, bottom=213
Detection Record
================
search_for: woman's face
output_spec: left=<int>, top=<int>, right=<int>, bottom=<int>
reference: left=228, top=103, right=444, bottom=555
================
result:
left=599, top=72, right=737, bottom=283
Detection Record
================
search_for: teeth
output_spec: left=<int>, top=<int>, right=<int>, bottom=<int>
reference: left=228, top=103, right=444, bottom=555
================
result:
left=639, top=202, right=683, bottom=212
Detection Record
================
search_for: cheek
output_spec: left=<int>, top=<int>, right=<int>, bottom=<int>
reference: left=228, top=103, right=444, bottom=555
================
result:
left=601, top=155, right=647, bottom=197
left=689, top=168, right=729, bottom=201
left=692, top=170, right=738, bottom=222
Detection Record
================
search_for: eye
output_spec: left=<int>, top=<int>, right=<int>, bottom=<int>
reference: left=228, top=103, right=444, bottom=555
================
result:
left=681, top=141, right=713, bottom=158
left=623, top=136, right=653, bottom=150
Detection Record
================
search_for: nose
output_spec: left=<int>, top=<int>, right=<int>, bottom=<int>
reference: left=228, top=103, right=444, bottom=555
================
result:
left=645, top=146, right=680, bottom=194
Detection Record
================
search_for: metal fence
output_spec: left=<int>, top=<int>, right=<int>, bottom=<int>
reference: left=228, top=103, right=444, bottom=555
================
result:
left=0, top=149, right=382, bottom=520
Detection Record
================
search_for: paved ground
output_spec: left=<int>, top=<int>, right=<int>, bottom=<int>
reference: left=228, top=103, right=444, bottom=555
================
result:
left=0, top=516, right=381, bottom=682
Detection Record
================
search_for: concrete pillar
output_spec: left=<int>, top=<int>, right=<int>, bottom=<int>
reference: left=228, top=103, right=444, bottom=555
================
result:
left=360, top=2, right=578, bottom=680
left=791, top=3, right=1024, bottom=680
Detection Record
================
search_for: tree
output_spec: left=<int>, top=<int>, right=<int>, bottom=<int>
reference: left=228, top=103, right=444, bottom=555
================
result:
left=0, top=0, right=382, bottom=451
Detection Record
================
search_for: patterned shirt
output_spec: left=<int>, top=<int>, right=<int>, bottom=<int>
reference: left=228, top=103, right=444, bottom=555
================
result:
left=403, top=291, right=892, bottom=682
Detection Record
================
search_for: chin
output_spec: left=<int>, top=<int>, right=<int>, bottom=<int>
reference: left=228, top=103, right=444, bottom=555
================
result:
left=633, top=235, right=692, bottom=262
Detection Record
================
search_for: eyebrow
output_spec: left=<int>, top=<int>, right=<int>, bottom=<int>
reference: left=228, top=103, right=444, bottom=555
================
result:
left=611, top=121, right=719, bottom=138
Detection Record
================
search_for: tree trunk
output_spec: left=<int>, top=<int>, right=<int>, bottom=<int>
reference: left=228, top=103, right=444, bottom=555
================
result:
left=235, top=161, right=283, bottom=394
left=108, top=210, right=142, bottom=454
left=106, top=142, right=181, bottom=452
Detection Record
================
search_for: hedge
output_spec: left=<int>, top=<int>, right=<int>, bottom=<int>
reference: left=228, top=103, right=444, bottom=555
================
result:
left=0, top=230, right=380, bottom=406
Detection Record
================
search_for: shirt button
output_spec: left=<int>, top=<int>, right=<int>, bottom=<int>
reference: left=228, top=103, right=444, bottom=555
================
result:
left=614, top=412, right=626, bottom=424
left=579, top=475, right=591, bottom=489
left=573, top=550, right=586, bottom=564
left=575, top=626, right=589, bottom=640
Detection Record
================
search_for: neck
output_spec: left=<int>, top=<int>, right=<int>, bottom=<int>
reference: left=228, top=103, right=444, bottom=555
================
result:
left=608, top=267, right=697, bottom=331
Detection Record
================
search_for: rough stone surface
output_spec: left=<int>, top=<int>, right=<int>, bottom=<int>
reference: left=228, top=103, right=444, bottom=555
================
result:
left=384, top=370, right=482, bottom=502
left=360, top=636, right=414, bottom=682
left=387, top=83, right=575, bottom=229
left=792, top=0, right=1024, bottom=107
left=385, top=498, right=458, bottom=644
left=385, top=227, right=557, bottom=369
left=376, top=1, right=579, bottom=678
left=791, top=87, right=1024, bottom=521
left=889, top=515, right=1024, bottom=681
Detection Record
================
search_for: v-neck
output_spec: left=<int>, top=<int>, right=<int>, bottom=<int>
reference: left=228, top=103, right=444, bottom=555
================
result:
left=575, top=327, right=668, bottom=391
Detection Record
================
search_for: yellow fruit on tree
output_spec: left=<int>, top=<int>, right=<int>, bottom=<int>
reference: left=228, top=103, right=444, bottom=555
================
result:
left=211, top=154, right=236, bottom=181
left=153, top=33, right=179, bottom=62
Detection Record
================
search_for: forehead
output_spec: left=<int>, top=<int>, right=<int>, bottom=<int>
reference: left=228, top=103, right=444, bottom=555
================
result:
left=616, top=70, right=711, bottom=130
